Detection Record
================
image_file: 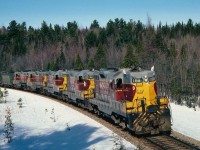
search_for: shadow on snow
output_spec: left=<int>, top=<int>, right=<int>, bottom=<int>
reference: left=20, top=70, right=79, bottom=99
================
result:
left=0, top=123, right=108, bottom=150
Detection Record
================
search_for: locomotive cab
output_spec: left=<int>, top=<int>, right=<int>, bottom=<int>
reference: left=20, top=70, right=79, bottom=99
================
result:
left=43, top=71, right=55, bottom=95
left=13, top=72, right=28, bottom=89
left=27, top=71, right=36, bottom=90
left=13, top=72, right=21, bottom=86
left=76, top=70, right=95, bottom=99
left=125, top=68, right=171, bottom=135
left=27, top=71, right=45, bottom=92
left=53, top=70, right=67, bottom=94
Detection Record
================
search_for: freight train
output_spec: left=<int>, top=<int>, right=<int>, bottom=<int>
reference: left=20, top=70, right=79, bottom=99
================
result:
left=0, top=67, right=172, bottom=135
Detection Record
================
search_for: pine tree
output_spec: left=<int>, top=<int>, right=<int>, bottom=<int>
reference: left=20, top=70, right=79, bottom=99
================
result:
left=75, top=54, right=84, bottom=70
left=85, top=47, right=90, bottom=65
left=94, top=45, right=107, bottom=69
left=121, top=44, right=138, bottom=68
left=87, top=58, right=95, bottom=69
left=90, top=20, right=99, bottom=29
left=59, top=47, right=66, bottom=69
left=4, top=107, right=14, bottom=143
left=67, top=21, right=78, bottom=37
left=85, top=31, right=97, bottom=48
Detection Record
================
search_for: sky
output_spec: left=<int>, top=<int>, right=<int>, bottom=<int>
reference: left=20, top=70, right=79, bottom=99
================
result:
left=0, top=0, right=200, bottom=28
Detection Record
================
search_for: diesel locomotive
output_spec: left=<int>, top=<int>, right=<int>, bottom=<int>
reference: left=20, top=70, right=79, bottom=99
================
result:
left=0, top=67, right=172, bottom=135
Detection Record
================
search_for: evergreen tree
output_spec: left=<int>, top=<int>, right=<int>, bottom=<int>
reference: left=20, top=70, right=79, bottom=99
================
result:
left=67, top=21, right=78, bottom=37
left=54, top=24, right=63, bottom=41
left=85, top=47, right=90, bottom=64
left=4, top=107, right=14, bottom=143
left=85, top=31, right=97, bottom=48
left=121, top=44, right=138, bottom=68
left=59, top=47, right=66, bottom=69
left=94, top=45, right=106, bottom=69
left=90, top=20, right=99, bottom=29
left=41, top=21, right=50, bottom=44
left=87, top=58, right=95, bottom=69
left=106, top=19, right=115, bottom=36
left=47, top=61, right=59, bottom=71
left=7, top=20, right=18, bottom=38
left=98, top=28, right=107, bottom=45
left=75, top=54, right=84, bottom=70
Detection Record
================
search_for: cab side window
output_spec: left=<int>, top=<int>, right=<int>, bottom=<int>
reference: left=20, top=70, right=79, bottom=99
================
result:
left=123, top=74, right=131, bottom=83
left=79, top=76, right=83, bottom=82
left=116, top=78, right=122, bottom=89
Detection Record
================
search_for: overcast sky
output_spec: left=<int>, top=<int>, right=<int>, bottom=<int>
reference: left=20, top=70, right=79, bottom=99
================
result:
left=0, top=0, right=199, bottom=28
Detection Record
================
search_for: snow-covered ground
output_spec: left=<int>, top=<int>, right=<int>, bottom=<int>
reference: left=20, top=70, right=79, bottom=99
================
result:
left=1, top=89, right=199, bottom=150
left=171, top=103, right=200, bottom=141
left=0, top=89, right=136, bottom=150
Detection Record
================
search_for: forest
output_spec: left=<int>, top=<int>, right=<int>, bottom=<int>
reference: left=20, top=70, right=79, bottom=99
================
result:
left=1, top=18, right=200, bottom=106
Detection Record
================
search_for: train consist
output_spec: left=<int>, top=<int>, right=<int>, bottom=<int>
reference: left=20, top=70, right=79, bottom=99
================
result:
left=0, top=67, right=172, bottom=135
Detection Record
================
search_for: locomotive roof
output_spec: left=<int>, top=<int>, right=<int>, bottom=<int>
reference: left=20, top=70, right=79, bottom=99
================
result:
left=14, top=71, right=28, bottom=74
left=55, top=70, right=67, bottom=75
left=77, top=70, right=94, bottom=78
left=128, top=69, right=155, bottom=78
left=92, top=68, right=155, bottom=81
left=93, top=68, right=120, bottom=80
left=67, top=70, right=80, bottom=77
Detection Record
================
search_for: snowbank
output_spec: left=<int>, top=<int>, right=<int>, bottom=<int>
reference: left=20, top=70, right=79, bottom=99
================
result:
left=171, top=103, right=200, bottom=141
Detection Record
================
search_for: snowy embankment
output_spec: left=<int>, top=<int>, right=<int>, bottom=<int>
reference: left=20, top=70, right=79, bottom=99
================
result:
left=171, top=103, right=200, bottom=141
left=0, top=89, right=136, bottom=150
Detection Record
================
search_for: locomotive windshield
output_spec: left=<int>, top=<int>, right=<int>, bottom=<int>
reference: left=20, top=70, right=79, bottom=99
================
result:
left=131, top=70, right=156, bottom=83
left=132, top=77, right=143, bottom=83
left=132, top=75, right=155, bottom=83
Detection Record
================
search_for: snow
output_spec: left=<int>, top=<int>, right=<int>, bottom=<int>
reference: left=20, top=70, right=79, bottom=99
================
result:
left=0, top=88, right=136, bottom=150
left=1, top=88, right=199, bottom=150
left=171, top=103, right=200, bottom=141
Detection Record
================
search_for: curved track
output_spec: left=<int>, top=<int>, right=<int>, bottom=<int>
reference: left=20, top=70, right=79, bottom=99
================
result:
left=142, top=135, right=200, bottom=150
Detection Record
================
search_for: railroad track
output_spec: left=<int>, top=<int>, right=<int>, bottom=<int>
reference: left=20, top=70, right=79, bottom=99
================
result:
left=3, top=88, right=200, bottom=150
left=142, top=135, right=200, bottom=150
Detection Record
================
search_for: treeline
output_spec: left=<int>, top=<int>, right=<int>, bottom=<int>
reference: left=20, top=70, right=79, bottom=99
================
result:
left=1, top=18, right=200, bottom=106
